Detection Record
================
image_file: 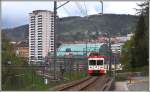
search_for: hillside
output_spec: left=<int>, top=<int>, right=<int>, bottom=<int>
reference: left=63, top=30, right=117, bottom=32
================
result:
left=2, top=14, right=139, bottom=42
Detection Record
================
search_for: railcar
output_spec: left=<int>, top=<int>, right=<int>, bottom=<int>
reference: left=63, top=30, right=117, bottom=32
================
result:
left=87, top=52, right=107, bottom=76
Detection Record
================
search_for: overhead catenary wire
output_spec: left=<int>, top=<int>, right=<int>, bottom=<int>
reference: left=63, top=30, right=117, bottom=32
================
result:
left=58, top=2, right=71, bottom=16
left=75, top=2, right=86, bottom=16
left=83, top=1, right=88, bottom=16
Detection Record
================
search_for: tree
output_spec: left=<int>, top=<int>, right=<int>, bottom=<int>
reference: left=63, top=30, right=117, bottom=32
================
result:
left=121, top=1, right=149, bottom=71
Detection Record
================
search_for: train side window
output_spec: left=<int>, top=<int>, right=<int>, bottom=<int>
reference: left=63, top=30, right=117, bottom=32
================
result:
left=97, top=60, right=103, bottom=65
left=89, top=60, right=96, bottom=65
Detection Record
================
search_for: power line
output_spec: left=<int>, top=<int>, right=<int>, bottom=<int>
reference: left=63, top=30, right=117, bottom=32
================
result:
left=75, top=2, right=86, bottom=16
left=83, top=1, right=88, bottom=16
left=58, top=2, right=70, bottom=16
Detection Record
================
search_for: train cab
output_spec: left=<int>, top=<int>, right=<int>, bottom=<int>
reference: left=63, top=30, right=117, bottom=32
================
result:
left=87, top=52, right=106, bottom=76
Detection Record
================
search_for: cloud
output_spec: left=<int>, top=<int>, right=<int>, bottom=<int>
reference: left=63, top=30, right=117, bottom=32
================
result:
left=2, top=1, right=143, bottom=28
left=103, top=1, right=143, bottom=15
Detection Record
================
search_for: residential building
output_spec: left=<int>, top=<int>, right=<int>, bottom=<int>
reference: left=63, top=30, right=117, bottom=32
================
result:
left=16, top=41, right=29, bottom=58
left=29, top=10, right=54, bottom=64
left=127, top=33, right=134, bottom=40
left=111, top=43, right=124, bottom=54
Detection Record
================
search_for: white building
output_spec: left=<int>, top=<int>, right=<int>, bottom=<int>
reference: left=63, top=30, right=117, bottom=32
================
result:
left=29, top=10, right=54, bottom=64
left=111, top=43, right=124, bottom=54
left=127, top=33, right=134, bottom=40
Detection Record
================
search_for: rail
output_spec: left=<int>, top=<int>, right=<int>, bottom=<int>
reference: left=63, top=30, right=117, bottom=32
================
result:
left=51, top=75, right=114, bottom=91
left=100, top=77, right=114, bottom=91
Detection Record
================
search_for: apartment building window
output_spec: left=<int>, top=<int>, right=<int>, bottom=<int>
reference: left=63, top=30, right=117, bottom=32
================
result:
left=38, top=33, right=42, bottom=35
left=31, top=31, right=35, bottom=33
left=31, top=51, right=34, bottom=53
left=38, top=46, right=42, bottom=48
left=38, top=25, right=42, bottom=27
left=31, top=45, right=35, bottom=47
left=50, top=40, right=54, bottom=42
left=51, top=43, right=54, bottom=45
left=50, top=35, right=54, bottom=37
left=30, top=33, right=34, bottom=35
left=30, top=49, right=34, bottom=51
left=31, top=34, right=35, bottom=37
left=30, top=38, right=34, bottom=40
left=38, top=43, right=42, bottom=45
left=31, top=20, right=35, bottom=22
left=31, top=40, right=35, bottom=43
left=38, top=38, right=42, bottom=40
left=38, top=54, right=42, bottom=57
left=38, top=17, right=42, bottom=19
left=38, top=50, right=42, bottom=52
left=31, top=25, right=35, bottom=27
left=51, top=30, right=54, bottom=32
left=38, top=28, right=42, bottom=30
left=31, top=18, right=35, bottom=20
left=38, top=15, right=42, bottom=17
left=31, top=21, right=35, bottom=23
left=31, top=28, right=35, bottom=30
left=38, top=23, right=42, bottom=25
left=38, top=20, right=42, bottom=22
left=38, top=36, right=42, bottom=38
left=31, top=35, right=35, bottom=37
left=31, top=43, right=35, bottom=45
left=31, top=16, right=35, bottom=18
left=38, top=56, right=42, bottom=58
left=31, top=56, right=34, bottom=58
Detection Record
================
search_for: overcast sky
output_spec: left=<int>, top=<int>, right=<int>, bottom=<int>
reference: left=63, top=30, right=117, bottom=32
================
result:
left=2, top=1, right=143, bottom=29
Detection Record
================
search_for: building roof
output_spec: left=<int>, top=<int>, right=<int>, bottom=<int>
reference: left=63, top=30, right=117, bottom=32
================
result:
left=57, top=43, right=108, bottom=56
left=30, top=10, right=54, bottom=14
left=16, top=41, right=28, bottom=47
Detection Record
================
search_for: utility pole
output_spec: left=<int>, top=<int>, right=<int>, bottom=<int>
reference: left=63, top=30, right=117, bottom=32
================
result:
left=86, top=40, right=88, bottom=56
left=100, top=0, right=103, bottom=15
left=107, top=32, right=112, bottom=77
left=53, top=0, right=70, bottom=80
left=53, top=0, right=57, bottom=80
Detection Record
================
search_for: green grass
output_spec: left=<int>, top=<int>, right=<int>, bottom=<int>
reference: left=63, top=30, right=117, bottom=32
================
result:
left=2, top=68, right=88, bottom=91
left=2, top=68, right=48, bottom=91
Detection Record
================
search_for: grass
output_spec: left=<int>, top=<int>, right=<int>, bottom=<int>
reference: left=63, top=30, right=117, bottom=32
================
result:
left=2, top=68, right=48, bottom=91
left=2, top=67, right=88, bottom=91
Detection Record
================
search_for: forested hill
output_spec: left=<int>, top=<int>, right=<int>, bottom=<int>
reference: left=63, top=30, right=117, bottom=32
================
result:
left=2, top=14, right=139, bottom=42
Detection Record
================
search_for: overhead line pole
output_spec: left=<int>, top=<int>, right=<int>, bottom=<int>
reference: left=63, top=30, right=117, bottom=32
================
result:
left=53, top=0, right=70, bottom=80
left=108, top=32, right=112, bottom=77
left=100, top=0, right=103, bottom=15
left=53, top=0, right=57, bottom=80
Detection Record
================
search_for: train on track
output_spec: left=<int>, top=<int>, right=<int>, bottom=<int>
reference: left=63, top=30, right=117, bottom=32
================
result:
left=87, top=52, right=107, bottom=76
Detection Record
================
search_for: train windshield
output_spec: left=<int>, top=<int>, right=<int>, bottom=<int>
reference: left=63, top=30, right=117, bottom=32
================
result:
left=89, top=60, right=96, bottom=65
left=97, top=60, right=103, bottom=65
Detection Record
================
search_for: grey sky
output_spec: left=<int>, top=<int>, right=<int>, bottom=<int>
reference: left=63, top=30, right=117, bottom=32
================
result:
left=2, top=1, right=143, bottom=29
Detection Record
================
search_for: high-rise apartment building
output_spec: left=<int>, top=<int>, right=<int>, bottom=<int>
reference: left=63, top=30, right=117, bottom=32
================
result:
left=29, top=10, right=54, bottom=64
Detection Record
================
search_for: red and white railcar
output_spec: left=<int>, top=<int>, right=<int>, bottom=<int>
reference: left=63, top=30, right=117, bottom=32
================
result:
left=87, top=55, right=107, bottom=76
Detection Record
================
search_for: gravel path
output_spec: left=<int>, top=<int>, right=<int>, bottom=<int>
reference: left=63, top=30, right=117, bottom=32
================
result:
left=114, top=76, right=149, bottom=91
left=127, top=76, right=149, bottom=91
left=114, top=81, right=128, bottom=91
left=127, top=81, right=149, bottom=91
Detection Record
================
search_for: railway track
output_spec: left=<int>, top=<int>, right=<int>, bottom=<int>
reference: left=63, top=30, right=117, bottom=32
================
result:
left=52, top=75, right=113, bottom=91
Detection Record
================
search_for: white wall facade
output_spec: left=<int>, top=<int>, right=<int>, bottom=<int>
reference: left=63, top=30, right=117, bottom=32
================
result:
left=29, top=10, right=54, bottom=64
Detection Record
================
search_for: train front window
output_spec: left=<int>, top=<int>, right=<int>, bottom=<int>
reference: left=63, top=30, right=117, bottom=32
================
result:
left=89, top=60, right=96, bottom=65
left=97, top=60, right=103, bottom=65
